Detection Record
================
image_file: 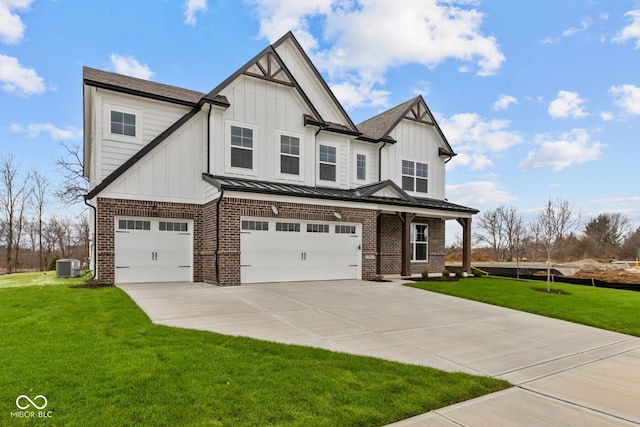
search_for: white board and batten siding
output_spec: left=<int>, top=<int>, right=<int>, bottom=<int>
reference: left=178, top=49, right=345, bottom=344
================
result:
left=382, top=120, right=447, bottom=200
left=274, top=39, right=351, bottom=128
left=350, top=141, right=379, bottom=187
left=95, top=90, right=193, bottom=182
left=102, top=112, right=207, bottom=204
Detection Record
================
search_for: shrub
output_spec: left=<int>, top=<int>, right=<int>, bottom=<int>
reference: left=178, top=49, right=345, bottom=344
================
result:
left=421, top=270, right=429, bottom=279
left=442, top=269, right=450, bottom=277
left=456, top=270, right=465, bottom=278
left=48, top=256, right=60, bottom=271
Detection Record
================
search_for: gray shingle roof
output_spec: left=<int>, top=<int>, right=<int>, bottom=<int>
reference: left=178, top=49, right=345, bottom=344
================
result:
left=357, top=98, right=416, bottom=141
left=83, top=67, right=228, bottom=107
left=203, top=174, right=478, bottom=214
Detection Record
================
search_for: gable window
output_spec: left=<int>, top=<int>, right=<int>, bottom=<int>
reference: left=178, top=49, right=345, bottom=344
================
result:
left=319, top=145, right=336, bottom=181
left=111, top=111, right=136, bottom=137
left=401, top=160, right=428, bottom=193
left=280, top=135, right=300, bottom=175
left=411, top=224, right=428, bottom=261
left=230, top=126, right=253, bottom=169
left=356, top=153, right=366, bottom=181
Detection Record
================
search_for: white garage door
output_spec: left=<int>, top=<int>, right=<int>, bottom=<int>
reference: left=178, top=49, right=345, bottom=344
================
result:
left=240, top=218, right=361, bottom=283
left=114, top=217, right=193, bottom=283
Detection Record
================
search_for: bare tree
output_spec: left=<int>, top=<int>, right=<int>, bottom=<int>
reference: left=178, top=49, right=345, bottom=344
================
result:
left=0, top=155, right=31, bottom=273
left=531, top=199, right=580, bottom=291
left=475, top=208, right=505, bottom=260
left=55, top=141, right=89, bottom=206
left=500, top=206, right=526, bottom=277
left=30, top=169, right=50, bottom=270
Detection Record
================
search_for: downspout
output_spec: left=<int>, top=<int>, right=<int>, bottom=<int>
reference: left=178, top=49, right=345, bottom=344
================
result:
left=206, top=104, right=212, bottom=174
left=378, top=140, right=387, bottom=181
left=214, top=189, right=224, bottom=283
left=83, top=197, right=97, bottom=279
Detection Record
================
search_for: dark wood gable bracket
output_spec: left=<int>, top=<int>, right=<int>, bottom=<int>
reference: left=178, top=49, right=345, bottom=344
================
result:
left=404, top=100, right=434, bottom=125
left=244, top=51, right=293, bottom=87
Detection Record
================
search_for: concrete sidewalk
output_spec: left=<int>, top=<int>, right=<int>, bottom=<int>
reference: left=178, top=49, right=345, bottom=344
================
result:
left=118, top=280, right=640, bottom=426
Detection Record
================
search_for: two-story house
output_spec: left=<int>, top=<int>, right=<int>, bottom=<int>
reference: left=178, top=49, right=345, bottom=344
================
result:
left=83, top=32, right=477, bottom=286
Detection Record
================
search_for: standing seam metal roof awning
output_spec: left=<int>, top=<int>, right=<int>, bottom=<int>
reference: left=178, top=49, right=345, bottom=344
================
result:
left=202, top=174, right=478, bottom=215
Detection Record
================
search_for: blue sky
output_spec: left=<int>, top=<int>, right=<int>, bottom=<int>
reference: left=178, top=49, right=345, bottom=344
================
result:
left=1, top=0, right=639, bottom=242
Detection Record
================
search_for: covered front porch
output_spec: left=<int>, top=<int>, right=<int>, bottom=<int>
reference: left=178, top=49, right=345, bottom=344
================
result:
left=376, top=211, right=473, bottom=277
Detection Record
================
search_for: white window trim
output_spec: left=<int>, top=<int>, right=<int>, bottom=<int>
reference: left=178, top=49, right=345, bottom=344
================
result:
left=276, top=130, right=304, bottom=182
left=400, top=157, right=429, bottom=196
left=103, top=103, right=143, bottom=144
left=354, top=151, right=368, bottom=183
left=225, top=121, right=258, bottom=177
left=411, top=223, right=429, bottom=262
left=317, top=142, right=339, bottom=186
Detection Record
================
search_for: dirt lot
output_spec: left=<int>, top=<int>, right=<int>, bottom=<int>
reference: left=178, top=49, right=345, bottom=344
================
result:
left=560, top=259, right=640, bottom=284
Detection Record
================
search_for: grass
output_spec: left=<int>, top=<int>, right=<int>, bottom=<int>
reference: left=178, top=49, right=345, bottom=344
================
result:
left=408, top=276, right=640, bottom=337
left=0, top=271, right=86, bottom=288
left=1, top=281, right=509, bottom=426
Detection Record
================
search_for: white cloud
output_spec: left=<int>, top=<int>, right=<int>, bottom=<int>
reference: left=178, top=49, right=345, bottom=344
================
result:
left=548, top=90, right=588, bottom=118
left=600, top=111, right=614, bottom=121
left=493, top=94, right=517, bottom=111
left=610, top=84, right=640, bottom=115
left=0, top=54, right=45, bottom=96
left=109, top=54, right=154, bottom=80
left=0, top=0, right=32, bottom=44
left=249, top=0, right=505, bottom=107
left=446, top=181, right=516, bottom=206
left=561, top=19, right=591, bottom=38
left=447, top=152, right=493, bottom=171
left=10, top=123, right=82, bottom=140
left=184, top=0, right=207, bottom=26
left=411, top=80, right=430, bottom=96
left=612, top=9, right=640, bottom=48
left=440, top=113, right=522, bottom=153
left=519, top=129, right=606, bottom=171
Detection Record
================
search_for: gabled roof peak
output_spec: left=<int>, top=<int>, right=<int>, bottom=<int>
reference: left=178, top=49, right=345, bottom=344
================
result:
left=356, top=95, right=455, bottom=155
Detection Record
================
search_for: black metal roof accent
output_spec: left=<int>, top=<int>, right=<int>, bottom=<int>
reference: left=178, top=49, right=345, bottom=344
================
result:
left=354, top=179, right=415, bottom=202
left=85, top=107, right=202, bottom=200
left=202, top=174, right=478, bottom=214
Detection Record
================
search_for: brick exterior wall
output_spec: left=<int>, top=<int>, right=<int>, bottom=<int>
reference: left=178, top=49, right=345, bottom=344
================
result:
left=96, top=197, right=205, bottom=285
left=95, top=196, right=378, bottom=286
left=377, top=214, right=446, bottom=276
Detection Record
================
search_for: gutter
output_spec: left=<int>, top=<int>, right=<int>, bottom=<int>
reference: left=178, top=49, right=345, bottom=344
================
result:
left=83, top=197, right=97, bottom=279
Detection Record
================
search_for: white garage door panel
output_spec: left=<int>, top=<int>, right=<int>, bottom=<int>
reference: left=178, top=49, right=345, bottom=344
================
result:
left=240, top=219, right=361, bottom=283
left=114, top=218, right=192, bottom=283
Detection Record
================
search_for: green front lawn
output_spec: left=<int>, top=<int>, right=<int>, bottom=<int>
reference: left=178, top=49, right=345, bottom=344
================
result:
left=0, top=271, right=87, bottom=288
left=408, top=277, right=640, bottom=337
left=1, top=281, right=509, bottom=426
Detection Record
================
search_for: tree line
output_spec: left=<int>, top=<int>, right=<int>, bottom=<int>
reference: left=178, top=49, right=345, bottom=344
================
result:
left=470, top=199, right=640, bottom=263
left=0, top=153, right=89, bottom=273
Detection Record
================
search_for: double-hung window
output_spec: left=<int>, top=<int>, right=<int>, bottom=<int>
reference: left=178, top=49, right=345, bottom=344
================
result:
left=230, top=126, right=253, bottom=169
left=280, top=135, right=300, bottom=175
left=111, top=111, right=136, bottom=137
left=356, top=153, right=366, bottom=181
left=319, top=145, right=336, bottom=181
left=401, top=160, right=428, bottom=194
left=411, top=224, right=428, bottom=261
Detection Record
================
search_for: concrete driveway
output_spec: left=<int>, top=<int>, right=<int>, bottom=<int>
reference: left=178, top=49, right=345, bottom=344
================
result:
left=118, top=280, right=640, bottom=426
